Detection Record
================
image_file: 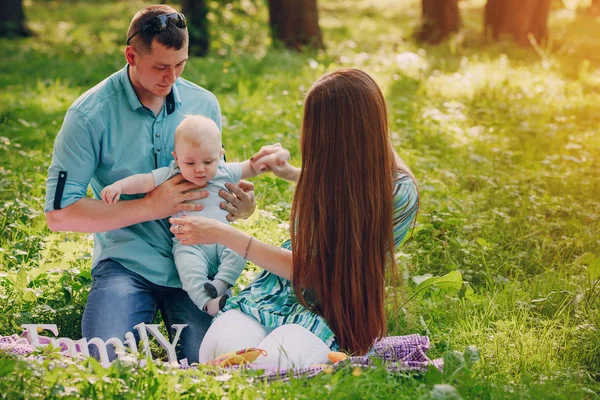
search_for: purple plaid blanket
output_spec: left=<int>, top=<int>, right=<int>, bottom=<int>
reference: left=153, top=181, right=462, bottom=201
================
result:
left=0, top=333, right=442, bottom=381
left=221, top=334, right=443, bottom=382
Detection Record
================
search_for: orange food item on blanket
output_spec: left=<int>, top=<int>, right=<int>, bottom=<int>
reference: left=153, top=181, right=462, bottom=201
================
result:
left=328, top=351, right=348, bottom=363
left=208, top=348, right=267, bottom=367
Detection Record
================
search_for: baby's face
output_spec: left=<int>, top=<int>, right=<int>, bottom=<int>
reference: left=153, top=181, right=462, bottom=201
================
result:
left=174, top=137, right=222, bottom=187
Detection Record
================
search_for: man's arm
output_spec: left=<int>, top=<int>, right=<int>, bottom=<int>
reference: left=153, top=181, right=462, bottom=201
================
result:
left=47, top=197, right=155, bottom=233
left=46, top=174, right=207, bottom=233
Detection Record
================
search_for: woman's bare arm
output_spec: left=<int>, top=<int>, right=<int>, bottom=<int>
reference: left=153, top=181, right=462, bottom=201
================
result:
left=170, top=216, right=293, bottom=280
left=392, top=148, right=416, bottom=181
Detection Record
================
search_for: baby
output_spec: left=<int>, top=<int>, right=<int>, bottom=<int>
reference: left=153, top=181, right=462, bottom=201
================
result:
left=101, top=115, right=260, bottom=316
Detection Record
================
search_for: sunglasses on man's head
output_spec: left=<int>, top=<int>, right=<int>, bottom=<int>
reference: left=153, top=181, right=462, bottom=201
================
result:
left=127, top=12, right=187, bottom=45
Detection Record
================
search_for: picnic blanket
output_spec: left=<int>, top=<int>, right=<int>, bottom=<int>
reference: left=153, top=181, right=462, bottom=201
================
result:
left=0, top=333, right=443, bottom=381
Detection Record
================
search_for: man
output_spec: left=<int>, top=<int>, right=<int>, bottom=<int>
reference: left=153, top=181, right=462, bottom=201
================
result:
left=44, top=4, right=255, bottom=363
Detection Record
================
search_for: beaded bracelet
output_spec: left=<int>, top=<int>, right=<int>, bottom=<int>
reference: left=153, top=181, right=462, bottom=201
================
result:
left=244, top=236, right=254, bottom=260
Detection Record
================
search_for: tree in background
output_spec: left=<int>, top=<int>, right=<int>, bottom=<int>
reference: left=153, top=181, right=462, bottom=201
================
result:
left=484, top=0, right=551, bottom=46
left=1, top=0, right=31, bottom=38
left=182, top=0, right=210, bottom=56
left=268, top=0, right=324, bottom=50
left=416, top=0, right=460, bottom=44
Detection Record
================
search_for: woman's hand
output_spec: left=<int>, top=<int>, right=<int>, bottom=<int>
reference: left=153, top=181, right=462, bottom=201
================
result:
left=169, top=216, right=228, bottom=245
left=251, top=143, right=299, bottom=182
left=172, top=215, right=294, bottom=280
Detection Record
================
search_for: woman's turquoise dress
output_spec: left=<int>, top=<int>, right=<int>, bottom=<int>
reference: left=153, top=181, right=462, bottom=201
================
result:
left=220, top=174, right=419, bottom=350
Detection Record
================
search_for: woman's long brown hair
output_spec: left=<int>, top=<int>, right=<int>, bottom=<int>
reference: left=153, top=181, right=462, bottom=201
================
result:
left=291, top=69, right=396, bottom=355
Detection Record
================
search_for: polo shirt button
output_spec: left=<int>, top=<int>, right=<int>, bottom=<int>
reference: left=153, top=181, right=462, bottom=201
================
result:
left=156, top=133, right=160, bottom=137
left=157, top=148, right=161, bottom=152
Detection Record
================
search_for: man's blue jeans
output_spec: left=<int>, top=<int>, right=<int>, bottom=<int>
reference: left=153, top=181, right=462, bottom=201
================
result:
left=82, top=259, right=212, bottom=363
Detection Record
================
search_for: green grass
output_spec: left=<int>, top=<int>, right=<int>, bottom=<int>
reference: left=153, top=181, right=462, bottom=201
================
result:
left=1, top=0, right=599, bottom=398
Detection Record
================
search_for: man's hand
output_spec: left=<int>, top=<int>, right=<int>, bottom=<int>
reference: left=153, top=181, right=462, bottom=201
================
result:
left=101, top=183, right=123, bottom=204
left=144, top=174, right=208, bottom=220
left=219, top=180, right=256, bottom=222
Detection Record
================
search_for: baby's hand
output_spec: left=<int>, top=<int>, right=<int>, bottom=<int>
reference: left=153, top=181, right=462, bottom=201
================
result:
left=101, top=183, right=122, bottom=204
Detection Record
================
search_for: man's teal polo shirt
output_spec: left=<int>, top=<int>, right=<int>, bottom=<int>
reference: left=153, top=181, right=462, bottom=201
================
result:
left=45, top=65, right=222, bottom=288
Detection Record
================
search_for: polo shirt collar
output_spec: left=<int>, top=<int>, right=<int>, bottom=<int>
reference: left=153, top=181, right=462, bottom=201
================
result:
left=120, top=65, right=182, bottom=115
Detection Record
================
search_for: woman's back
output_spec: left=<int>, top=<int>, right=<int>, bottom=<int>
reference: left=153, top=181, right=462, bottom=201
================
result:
left=291, top=69, right=410, bottom=354
left=221, top=172, right=418, bottom=353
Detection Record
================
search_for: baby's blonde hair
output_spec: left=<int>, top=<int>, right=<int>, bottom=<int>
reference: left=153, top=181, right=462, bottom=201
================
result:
left=175, top=115, right=221, bottom=148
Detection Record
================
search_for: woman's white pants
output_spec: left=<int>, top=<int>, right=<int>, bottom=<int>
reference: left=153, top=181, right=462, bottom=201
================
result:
left=199, top=310, right=331, bottom=369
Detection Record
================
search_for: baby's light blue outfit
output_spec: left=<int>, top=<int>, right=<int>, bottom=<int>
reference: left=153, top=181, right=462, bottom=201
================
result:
left=152, top=160, right=245, bottom=310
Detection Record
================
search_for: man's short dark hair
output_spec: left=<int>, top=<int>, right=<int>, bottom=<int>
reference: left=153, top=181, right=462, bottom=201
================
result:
left=127, top=5, right=188, bottom=53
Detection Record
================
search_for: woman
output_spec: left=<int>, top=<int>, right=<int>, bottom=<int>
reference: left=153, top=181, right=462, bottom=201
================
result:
left=171, top=68, right=419, bottom=368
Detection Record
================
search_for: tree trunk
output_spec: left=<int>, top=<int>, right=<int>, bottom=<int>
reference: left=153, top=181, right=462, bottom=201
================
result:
left=0, top=0, right=31, bottom=38
left=416, top=0, right=460, bottom=44
left=484, top=0, right=551, bottom=46
left=268, top=0, right=324, bottom=50
left=181, top=0, right=209, bottom=57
